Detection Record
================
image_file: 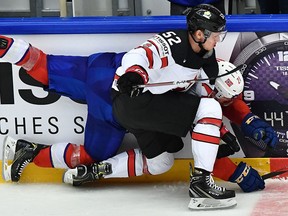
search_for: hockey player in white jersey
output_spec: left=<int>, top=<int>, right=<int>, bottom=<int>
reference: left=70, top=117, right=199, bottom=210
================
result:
left=63, top=4, right=275, bottom=208
left=63, top=4, right=232, bottom=209
left=63, top=59, right=252, bottom=208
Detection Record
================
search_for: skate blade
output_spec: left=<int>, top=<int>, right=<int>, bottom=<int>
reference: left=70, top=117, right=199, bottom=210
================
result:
left=2, top=136, right=17, bottom=181
left=188, top=197, right=237, bottom=210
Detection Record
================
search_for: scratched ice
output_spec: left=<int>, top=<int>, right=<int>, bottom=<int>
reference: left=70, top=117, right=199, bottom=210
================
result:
left=1, top=179, right=287, bottom=216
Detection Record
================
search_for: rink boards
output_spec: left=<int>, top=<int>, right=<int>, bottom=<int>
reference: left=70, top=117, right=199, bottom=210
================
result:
left=0, top=16, right=288, bottom=183
left=1, top=158, right=288, bottom=184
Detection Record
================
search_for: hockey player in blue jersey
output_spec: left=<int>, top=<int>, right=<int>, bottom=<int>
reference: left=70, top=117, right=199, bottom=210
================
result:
left=1, top=46, right=127, bottom=176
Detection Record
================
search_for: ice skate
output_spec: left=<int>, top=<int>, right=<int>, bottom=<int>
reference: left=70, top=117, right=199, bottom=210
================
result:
left=63, top=162, right=112, bottom=186
left=188, top=168, right=237, bottom=210
left=2, top=136, right=46, bottom=182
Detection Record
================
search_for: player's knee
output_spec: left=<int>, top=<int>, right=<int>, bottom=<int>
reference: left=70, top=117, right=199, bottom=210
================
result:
left=194, top=98, right=222, bottom=122
left=146, top=152, right=174, bottom=175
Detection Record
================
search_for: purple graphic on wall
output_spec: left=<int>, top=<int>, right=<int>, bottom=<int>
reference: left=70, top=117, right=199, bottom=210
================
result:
left=231, top=33, right=288, bottom=157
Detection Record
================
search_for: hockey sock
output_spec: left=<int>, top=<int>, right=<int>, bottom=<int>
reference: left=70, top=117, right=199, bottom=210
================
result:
left=103, top=149, right=145, bottom=178
left=102, top=149, right=174, bottom=178
left=64, top=144, right=94, bottom=168
left=213, top=157, right=237, bottom=181
left=24, top=48, right=48, bottom=85
left=191, top=121, right=221, bottom=172
left=33, top=146, right=53, bottom=167
left=191, top=98, right=222, bottom=172
left=33, top=143, right=94, bottom=169
left=0, top=35, right=49, bottom=85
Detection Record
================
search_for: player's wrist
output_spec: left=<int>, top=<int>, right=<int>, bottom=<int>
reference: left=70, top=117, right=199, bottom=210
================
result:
left=125, top=65, right=148, bottom=84
left=242, top=113, right=259, bottom=125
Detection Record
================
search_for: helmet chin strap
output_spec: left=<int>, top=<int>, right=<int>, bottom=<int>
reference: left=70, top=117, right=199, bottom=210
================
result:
left=198, top=42, right=210, bottom=57
left=190, top=33, right=208, bottom=54
left=190, top=33, right=211, bottom=58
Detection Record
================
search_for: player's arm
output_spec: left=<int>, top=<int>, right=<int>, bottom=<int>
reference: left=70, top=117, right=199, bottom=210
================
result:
left=213, top=157, right=265, bottom=193
left=222, top=94, right=250, bottom=125
left=116, top=33, right=174, bottom=96
left=222, top=94, right=277, bottom=148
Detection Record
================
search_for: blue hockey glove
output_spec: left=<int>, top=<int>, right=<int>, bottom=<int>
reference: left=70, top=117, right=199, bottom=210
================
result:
left=241, top=113, right=278, bottom=148
left=229, top=162, right=265, bottom=192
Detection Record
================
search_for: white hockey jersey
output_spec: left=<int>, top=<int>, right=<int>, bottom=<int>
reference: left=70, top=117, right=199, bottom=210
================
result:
left=112, top=29, right=218, bottom=97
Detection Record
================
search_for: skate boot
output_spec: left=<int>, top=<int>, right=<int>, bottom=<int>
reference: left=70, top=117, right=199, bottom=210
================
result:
left=188, top=168, right=237, bottom=210
left=63, top=162, right=112, bottom=186
left=2, top=136, right=47, bottom=182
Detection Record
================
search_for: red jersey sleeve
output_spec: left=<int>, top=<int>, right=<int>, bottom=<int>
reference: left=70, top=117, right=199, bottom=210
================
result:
left=222, top=93, right=251, bottom=125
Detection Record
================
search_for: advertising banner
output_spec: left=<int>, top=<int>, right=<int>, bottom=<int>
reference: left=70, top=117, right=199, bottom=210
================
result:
left=0, top=16, right=288, bottom=159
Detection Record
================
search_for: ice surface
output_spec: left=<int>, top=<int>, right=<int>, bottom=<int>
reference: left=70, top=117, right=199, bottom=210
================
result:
left=0, top=180, right=287, bottom=216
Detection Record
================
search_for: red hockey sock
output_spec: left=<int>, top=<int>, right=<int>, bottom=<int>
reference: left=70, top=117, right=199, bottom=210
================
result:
left=33, top=146, right=53, bottom=167
left=0, top=35, right=49, bottom=85
left=64, top=144, right=95, bottom=168
left=213, top=157, right=237, bottom=181
left=33, top=144, right=95, bottom=168
left=21, top=47, right=49, bottom=85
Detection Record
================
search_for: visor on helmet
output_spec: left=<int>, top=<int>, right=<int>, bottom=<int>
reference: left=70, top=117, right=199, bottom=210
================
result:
left=209, top=31, right=227, bottom=42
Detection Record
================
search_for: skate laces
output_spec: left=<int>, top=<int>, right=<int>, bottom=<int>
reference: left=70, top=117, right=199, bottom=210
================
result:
left=206, top=174, right=225, bottom=191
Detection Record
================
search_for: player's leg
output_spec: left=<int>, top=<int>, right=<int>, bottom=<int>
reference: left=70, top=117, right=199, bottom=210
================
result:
left=0, top=35, right=91, bottom=102
left=3, top=111, right=126, bottom=183
left=45, top=56, right=125, bottom=166
left=63, top=150, right=174, bottom=186
left=2, top=136, right=48, bottom=182
left=33, top=143, right=94, bottom=169
left=213, top=157, right=237, bottom=181
left=63, top=132, right=182, bottom=186
left=189, top=98, right=236, bottom=210
left=0, top=35, right=48, bottom=84
left=2, top=136, right=95, bottom=182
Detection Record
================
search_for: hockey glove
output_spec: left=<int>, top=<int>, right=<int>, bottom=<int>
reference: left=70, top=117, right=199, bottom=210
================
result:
left=217, top=124, right=240, bottom=158
left=229, top=162, right=265, bottom=192
left=221, top=130, right=240, bottom=152
left=217, top=144, right=235, bottom=158
left=217, top=132, right=240, bottom=158
left=117, top=65, right=148, bottom=97
left=241, top=113, right=278, bottom=148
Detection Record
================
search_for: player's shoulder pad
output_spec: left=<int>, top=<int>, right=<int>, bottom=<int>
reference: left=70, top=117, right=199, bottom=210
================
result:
left=157, top=29, right=190, bottom=65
